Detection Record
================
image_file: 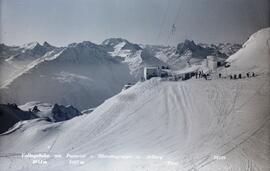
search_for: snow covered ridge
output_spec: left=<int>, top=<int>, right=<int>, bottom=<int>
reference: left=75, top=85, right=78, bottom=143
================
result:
left=102, top=38, right=142, bottom=55
left=4, top=41, right=56, bottom=63
left=226, top=27, right=270, bottom=73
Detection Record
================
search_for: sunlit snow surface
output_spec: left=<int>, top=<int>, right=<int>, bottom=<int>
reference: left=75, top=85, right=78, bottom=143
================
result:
left=0, top=76, right=269, bottom=171
left=226, top=28, right=270, bottom=74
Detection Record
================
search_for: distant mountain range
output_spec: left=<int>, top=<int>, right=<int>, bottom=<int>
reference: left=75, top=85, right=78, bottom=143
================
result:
left=0, top=39, right=241, bottom=110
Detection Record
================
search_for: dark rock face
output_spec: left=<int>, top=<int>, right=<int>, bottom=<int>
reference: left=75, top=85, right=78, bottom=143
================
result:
left=31, top=105, right=40, bottom=113
left=43, top=41, right=55, bottom=50
left=176, top=40, right=228, bottom=59
left=0, top=104, right=37, bottom=134
left=176, top=40, right=198, bottom=54
left=51, top=104, right=81, bottom=122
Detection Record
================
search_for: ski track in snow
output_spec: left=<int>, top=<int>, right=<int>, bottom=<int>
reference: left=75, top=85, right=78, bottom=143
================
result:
left=1, top=75, right=269, bottom=171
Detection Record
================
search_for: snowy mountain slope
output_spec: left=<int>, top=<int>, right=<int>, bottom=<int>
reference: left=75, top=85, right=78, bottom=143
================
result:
left=0, top=44, right=21, bottom=59
left=0, top=42, right=58, bottom=86
left=19, top=101, right=82, bottom=122
left=0, top=41, right=135, bottom=110
left=0, top=58, right=19, bottom=85
left=0, top=75, right=269, bottom=171
left=1, top=47, right=65, bottom=87
left=4, top=42, right=56, bottom=66
left=226, top=27, right=270, bottom=73
left=0, top=44, right=27, bottom=85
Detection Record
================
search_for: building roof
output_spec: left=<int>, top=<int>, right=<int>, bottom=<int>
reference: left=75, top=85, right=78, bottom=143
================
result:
left=171, top=65, right=200, bottom=75
left=144, top=66, right=159, bottom=69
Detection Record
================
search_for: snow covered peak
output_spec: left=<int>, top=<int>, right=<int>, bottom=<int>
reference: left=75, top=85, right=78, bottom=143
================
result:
left=66, top=41, right=104, bottom=50
left=226, top=27, right=270, bottom=73
left=43, top=41, right=52, bottom=46
left=101, top=38, right=166, bottom=78
left=42, top=41, right=55, bottom=50
left=20, top=42, right=40, bottom=50
left=3, top=41, right=57, bottom=68
left=102, top=38, right=129, bottom=47
left=107, top=41, right=132, bottom=58
left=20, top=41, right=56, bottom=53
left=68, top=41, right=98, bottom=48
left=55, top=41, right=119, bottom=64
left=43, top=41, right=50, bottom=47
left=102, top=38, right=142, bottom=54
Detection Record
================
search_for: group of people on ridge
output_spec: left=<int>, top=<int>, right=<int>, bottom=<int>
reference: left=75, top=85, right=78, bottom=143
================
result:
left=194, top=71, right=256, bottom=80
left=227, top=72, right=256, bottom=80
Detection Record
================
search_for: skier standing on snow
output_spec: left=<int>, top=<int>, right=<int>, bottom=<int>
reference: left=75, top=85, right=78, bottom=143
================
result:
left=203, top=74, right=207, bottom=80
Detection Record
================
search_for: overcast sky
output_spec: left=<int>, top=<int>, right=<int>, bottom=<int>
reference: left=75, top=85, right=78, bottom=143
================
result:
left=0, top=0, right=269, bottom=46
